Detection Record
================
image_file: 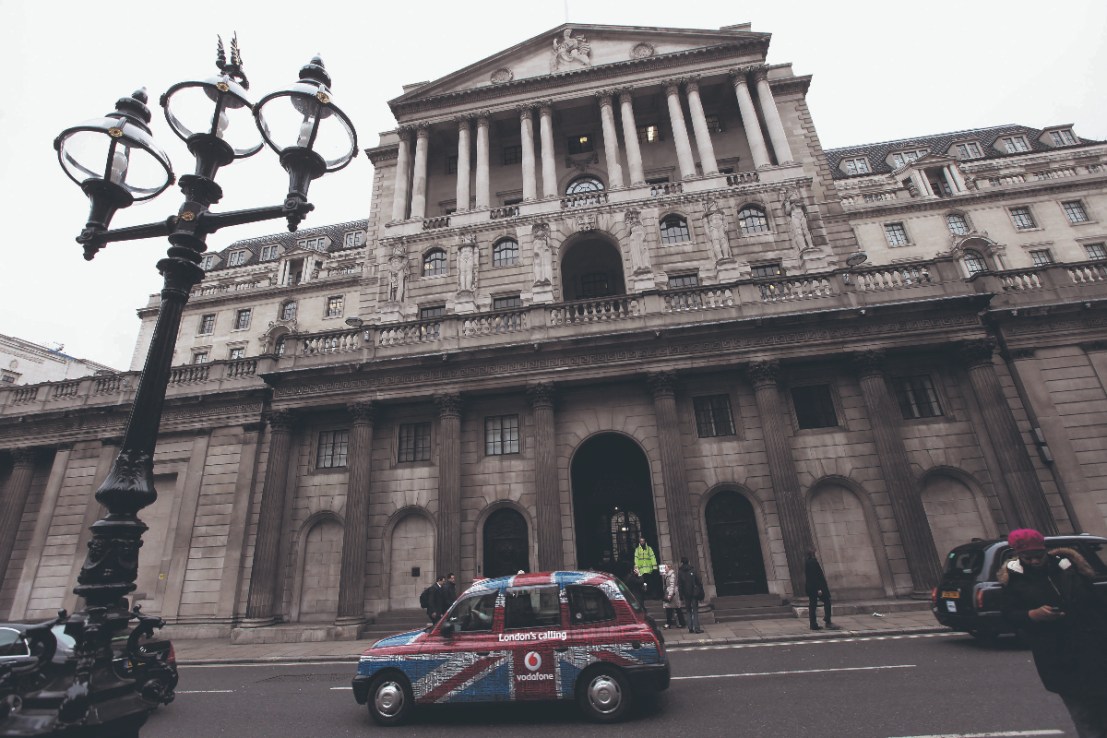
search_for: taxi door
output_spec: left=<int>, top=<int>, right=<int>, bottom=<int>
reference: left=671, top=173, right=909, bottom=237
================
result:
left=501, top=585, right=564, bottom=701
left=417, top=589, right=508, bottom=704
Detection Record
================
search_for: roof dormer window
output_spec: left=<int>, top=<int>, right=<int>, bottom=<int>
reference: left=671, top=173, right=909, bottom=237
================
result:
left=890, top=149, right=927, bottom=169
left=260, top=244, right=280, bottom=261
left=952, top=141, right=983, bottom=160
left=1048, top=128, right=1077, bottom=147
left=1000, top=135, right=1030, bottom=153
left=843, top=157, right=870, bottom=175
left=200, top=254, right=217, bottom=270
left=228, top=250, right=248, bottom=267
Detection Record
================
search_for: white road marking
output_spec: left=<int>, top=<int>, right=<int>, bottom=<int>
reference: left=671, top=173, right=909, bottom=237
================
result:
left=677, top=631, right=959, bottom=652
left=175, top=690, right=236, bottom=694
left=331, top=687, right=353, bottom=690
left=672, top=664, right=915, bottom=680
left=888, top=731, right=1064, bottom=738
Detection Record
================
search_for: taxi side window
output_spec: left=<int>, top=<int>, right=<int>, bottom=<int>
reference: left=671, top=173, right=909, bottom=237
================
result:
left=504, top=587, right=560, bottom=630
left=0, top=628, right=29, bottom=658
left=566, top=585, right=615, bottom=625
left=448, top=592, right=498, bottom=633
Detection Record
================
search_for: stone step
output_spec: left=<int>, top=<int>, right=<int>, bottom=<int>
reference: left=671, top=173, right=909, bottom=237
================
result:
left=792, top=598, right=932, bottom=619
left=712, top=594, right=784, bottom=609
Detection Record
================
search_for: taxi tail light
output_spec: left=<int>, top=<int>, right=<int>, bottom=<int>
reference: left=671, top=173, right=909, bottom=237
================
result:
left=929, top=587, right=937, bottom=604
left=167, top=642, right=177, bottom=667
left=975, top=588, right=985, bottom=611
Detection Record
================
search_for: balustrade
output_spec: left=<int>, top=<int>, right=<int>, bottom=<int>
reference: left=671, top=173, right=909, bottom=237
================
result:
left=853, top=265, right=931, bottom=291
left=663, top=286, right=735, bottom=312
left=550, top=296, right=638, bottom=325
left=757, top=276, right=833, bottom=302
left=226, top=358, right=259, bottom=377
left=560, top=192, right=608, bottom=209
left=490, top=205, right=520, bottom=220
left=52, top=382, right=80, bottom=399
left=93, top=375, right=122, bottom=394
left=999, top=270, right=1043, bottom=291
left=12, top=386, right=38, bottom=404
left=462, top=310, right=527, bottom=337
left=169, top=364, right=210, bottom=384
left=378, top=320, right=442, bottom=347
left=1068, top=262, right=1107, bottom=284
left=302, top=329, right=363, bottom=356
left=423, top=215, right=451, bottom=230
left=650, top=182, right=683, bottom=197
left=726, top=172, right=759, bottom=187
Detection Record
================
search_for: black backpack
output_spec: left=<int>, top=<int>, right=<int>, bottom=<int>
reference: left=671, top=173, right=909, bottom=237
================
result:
left=419, top=585, right=433, bottom=610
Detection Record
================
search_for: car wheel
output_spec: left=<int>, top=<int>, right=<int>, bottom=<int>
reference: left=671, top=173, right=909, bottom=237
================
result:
left=577, top=666, right=631, bottom=723
left=367, top=673, right=413, bottom=727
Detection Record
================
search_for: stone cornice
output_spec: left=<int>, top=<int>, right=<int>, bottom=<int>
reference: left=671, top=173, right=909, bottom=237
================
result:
left=366, top=143, right=399, bottom=165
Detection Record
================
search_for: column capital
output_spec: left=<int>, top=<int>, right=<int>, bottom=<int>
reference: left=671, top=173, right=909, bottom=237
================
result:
left=647, top=370, right=678, bottom=398
left=454, top=114, right=473, bottom=129
left=415, top=124, right=431, bottom=139
left=851, top=349, right=888, bottom=378
left=347, top=402, right=376, bottom=424
left=684, top=76, right=702, bottom=93
left=617, top=88, right=636, bottom=104
left=728, top=68, right=751, bottom=85
left=527, top=382, right=556, bottom=408
left=11, top=447, right=36, bottom=466
left=266, top=410, right=297, bottom=432
left=242, top=422, right=266, bottom=433
left=517, top=104, right=535, bottom=120
left=748, top=64, right=770, bottom=82
left=395, top=124, right=415, bottom=137
left=624, top=208, right=642, bottom=228
left=435, top=392, right=462, bottom=417
left=661, top=78, right=685, bottom=95
left=959, top=338, right=997, bottom=369
left=594, top=90, right=615, bottom=108
left=475, top=110, right=492, bottom=125
left=100, top=436, right=123, bottom=448
left=745, top=359, right=780, bottom=388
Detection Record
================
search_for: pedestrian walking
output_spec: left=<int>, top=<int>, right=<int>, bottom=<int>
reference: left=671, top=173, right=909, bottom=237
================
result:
left=805, top=549, right=840, bottom=631
left=420, top=575, right=449, bottom=625
left=625, top=568, right=648, bottom=610
left=634, top=536, right=659, bottom=600
left=660, top=563, right=686, bottom=629
left=677, top=556, right=705, bottom=634
left=443, top=572, right=458, bottom=607
left=999, top=528, right=1107, bottom=738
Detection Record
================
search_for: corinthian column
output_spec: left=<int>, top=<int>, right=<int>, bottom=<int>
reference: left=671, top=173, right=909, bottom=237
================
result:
left=538, top=103, right=557, bottom=199
left=528, top=383, right=563, bottom=570
left=684, top=78, right=719, bottom=176
left=475, top=114, right=490, bottom=209
left=960, top=339, right=1056, bottom=533
left=618, top=90, right=645, bottom=186
left=245, top=411, right=296, bottom=623
left=596, top=92, right=625, bottom=189
left=391, top=127, right=412, bottom=222
left=746, top=361, right=813, bottom=598
left=664, top=80, right=697, bottom=180
left=410, top=125, right=430, bottom=219
left=337, top=403, right=375, bottom=625
left=729, top=69, right=771, bottom=169
left=519, top=107, right=538, bottom=202
left=436, top=394, right=462, bottom=578
left=455, top=117, right=472, bottom=211
left=647, top=373, right=697, bottom=566
left=751, top=66, right=795, bottom=164
left=853, top=351, right=941, bottom=592
left=0, top=449, right=36, bottom=592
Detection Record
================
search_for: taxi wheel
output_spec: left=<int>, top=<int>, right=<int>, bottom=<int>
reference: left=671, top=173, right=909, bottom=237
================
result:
left=367, top=672, right=413, bottom=727
left=577, top=666, right=631, bottom=723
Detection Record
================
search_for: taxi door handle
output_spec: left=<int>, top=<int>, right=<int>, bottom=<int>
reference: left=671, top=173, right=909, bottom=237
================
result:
left=554, top=647, right=568, bottom=652
left=475, top=651, right=491, bottom=656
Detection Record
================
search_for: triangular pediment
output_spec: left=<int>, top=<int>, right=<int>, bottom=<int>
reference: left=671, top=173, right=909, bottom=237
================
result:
left=390, top=23, right=768, bottom=108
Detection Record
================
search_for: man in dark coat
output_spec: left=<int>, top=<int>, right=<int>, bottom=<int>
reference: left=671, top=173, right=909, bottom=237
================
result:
left=677, top=556, right=705, bottom=634
left=443, top=573, right=458, bottom=607
left=1000, top=528, right=1107, bottom=737
left=426, top=575, right=449, bottom=624
left=805, top=549, right=840, bottom=631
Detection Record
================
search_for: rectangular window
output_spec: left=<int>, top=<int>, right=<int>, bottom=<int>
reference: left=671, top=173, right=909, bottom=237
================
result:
left=504, top=587, right=562, bottom=630
left=1084, top=243, right=1107, bottom=260
left=192, top=351, right=209, bottom=364
left=228, top=250, right=248, bottom=267
left=567, top=134, right=594, bottom=155
left=1002, top=135, right=1030, bottom=153
left=445, top=155, right=458, bottom=174
left=200, top=254, right=216, bottom=270
left=947, top=214, right=970, bottom=235
left=398, top=422, right=431, bottom=463
left=1029, top=249, right=1054, bottom=266
left=750, top=262, right=783, bottom=279
left=693, top=395, right=736, bottom=438
left=844, top=157, right=870, bottom=175
left=316, top=429, right=349, bottom=469
left=566, top=585, right=616, bottom=624
left=1009, top=206, right=1037, bottom=230
left=260, top=244, right=279, bottom=261
left=579, top=272, right=610, bottom=299
left=233, top=308, right=252, bottom=331
left=668, top=273, right=700, bottom=288
left=325, top=295, right=344, bottom=318
left=485, top=415, right=520, bottom=455
left=791, top=385, right=839, bottom=430
left=954, top=142, right=983, bottom=160
left=229, top=347, right=245, bottom=360
left=419, top=304, right=446, bottom=320
left=637, top=123, right=663, bottom=144
left=501, top=145, right=521, bottom=165
left=891, top=150, right=925, bottom=168
left=704, top=114, right=725, bottom=133
left=894, top=375, right=943, bottom=419
left=198, top=314, right=215, bottom=335
left=1062, top=201, right=1089, bottom=223
left=1049, top=129, right=1077, bottom=146
left=884, top=222, right=910, bottom=246
left=492, top=295, right=522, bottom=310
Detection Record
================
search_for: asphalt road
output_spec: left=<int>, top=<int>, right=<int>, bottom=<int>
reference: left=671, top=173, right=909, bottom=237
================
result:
left=142, top=632, right=1078, bottom=737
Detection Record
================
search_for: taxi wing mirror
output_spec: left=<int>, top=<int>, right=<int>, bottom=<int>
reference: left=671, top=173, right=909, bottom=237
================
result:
left=440, top=620, right=457, bottom=637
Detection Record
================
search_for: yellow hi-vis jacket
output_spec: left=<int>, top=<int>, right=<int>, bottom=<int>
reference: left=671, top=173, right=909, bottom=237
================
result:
left=634, top=544, right=658, bottom=574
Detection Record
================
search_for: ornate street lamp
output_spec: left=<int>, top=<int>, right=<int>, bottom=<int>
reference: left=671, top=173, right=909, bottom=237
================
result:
left=1, top=38, right=357, bottom=737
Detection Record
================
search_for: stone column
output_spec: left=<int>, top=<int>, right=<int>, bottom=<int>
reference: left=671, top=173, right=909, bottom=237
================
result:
left=538, top=103, right=558, bottom=199
left=519, top=106, right=538, bottom=202
left=596, top=92, right=625, bottom=189
left=853, top=351, right=942, bottom=592
left=746, top=360, right=814, bottom=598
left=410, top=125, right=430, bottom=220
left=945, top=165, right=967, bottom=193
left=684, top=78, right=719, bottom=176
left=436, top=394, right=462, bottom=578
left=729, top=69, right=771, bottom=169
left=455, top=117, right=471, bottom=211
left=647, top=373, right=697, bottom=566
left=618, top=90, right=646, bottom=186
left=528, top=383, right=563, bottom=571
left=960, top=339, right=1056, bottom=533
left=337, top=403, right=375, bottom=627
left=391, top=127, right=412, bottom=222
left=244, top=410, right=296, bottom=624
left=664, top=80, right=697, bottom=180
left=0, top=449, right=36, bottom=592
left=475, top=113, right=491, bottom=210
left=751, top=66, right=795, bottom=165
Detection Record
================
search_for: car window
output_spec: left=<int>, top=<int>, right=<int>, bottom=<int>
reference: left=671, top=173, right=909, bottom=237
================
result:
left=944, top=548, right=985, bottom=577
left=1075, top=543, right=1107, bottom=576
left=566, top=585, right=615, bottom=625
left=446, top=592, right=498, bottom=633
left=0, top=627, right=29, bottom=658
left=503, top=586, right=560, bottom=630
left=611, top=577, right=643, bottom=612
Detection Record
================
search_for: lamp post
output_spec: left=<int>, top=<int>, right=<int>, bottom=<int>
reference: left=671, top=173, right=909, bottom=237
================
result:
left=0, top=39, right=357, bottom=737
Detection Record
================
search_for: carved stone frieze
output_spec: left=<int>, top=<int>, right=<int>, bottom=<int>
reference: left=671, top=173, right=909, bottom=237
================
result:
left=490, top=68, right=514, bottom=84
left=630, top=42, right=655, bottom=59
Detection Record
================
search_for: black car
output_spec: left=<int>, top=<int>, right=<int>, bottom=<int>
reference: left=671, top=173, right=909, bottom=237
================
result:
left=931, top=534, right=1107, bottom=640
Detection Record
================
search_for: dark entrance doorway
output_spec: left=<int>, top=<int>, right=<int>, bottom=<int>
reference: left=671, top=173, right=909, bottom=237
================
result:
left=560, top=237, right=626, bottom=302
left=706, top=490, right=768, bottom=596
left=483, top=508, right=529, bottom=578
left=571, top=434, right=657, bottom=579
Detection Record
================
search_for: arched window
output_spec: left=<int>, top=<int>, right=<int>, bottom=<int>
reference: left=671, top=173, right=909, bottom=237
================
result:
left=738, top=205, right=770, bottom=235
left=564, top=176, right=605, bottom=208
left=947, top=213, right=970, bottom=236
left=963, top=249, right=987, bottom=275
left=492, top=238, right=519, bottom=267
left=659, top=214, right=691, bottom=244
left=423, top=248, right=447, bottom=277
left=280, top=300, right=298, bottom=321
left=275, top=336, right=287, bottom=357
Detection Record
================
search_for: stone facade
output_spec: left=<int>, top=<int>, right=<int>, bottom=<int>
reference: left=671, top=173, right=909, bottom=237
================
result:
left=2, top=22, right=1106, bottom=640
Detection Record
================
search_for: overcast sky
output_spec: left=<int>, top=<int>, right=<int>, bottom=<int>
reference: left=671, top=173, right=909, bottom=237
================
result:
left=2, top=0, right=1104, bottom=371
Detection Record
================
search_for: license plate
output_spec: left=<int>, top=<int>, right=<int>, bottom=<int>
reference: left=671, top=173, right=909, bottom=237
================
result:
left=945, top=601, right=957, bottom=613
left=941, top=590, right=959, bottom=599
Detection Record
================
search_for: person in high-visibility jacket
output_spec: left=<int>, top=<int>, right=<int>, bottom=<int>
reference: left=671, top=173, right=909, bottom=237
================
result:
left=634, top=537, right=659, bottom=599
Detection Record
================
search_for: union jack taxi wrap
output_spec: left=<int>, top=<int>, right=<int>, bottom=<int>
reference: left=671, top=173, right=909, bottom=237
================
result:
left=353, top=571, right=669, bottom=723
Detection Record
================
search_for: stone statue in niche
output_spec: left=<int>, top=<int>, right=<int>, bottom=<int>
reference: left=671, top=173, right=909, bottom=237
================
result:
left=625, top=209, right=652, bottom=274
left=703, top=200, right=733, bottom=262
left=780, top=187, right=815, bottom=253
left=552, top=28, right=591, bottom=72
left=387, top=245, right=408, bottom=302
left=457, top=236, right=478, bottom=293
left=532, top=223, right=553, bottom=286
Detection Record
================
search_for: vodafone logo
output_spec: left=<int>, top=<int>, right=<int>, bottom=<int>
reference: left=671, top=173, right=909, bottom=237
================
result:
left=524, top=651, right=542, bottom=672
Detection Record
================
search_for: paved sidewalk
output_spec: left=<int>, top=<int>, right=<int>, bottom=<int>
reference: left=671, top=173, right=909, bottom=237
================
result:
left=170, top=608, right=947, bottom=665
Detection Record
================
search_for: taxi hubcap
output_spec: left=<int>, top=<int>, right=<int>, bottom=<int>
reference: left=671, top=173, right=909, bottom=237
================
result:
left=374, top=681, right=404, bottom=716
left=587, top=675, right=622, bottom=713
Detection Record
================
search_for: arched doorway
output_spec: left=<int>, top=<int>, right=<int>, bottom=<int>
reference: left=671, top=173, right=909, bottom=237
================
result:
left=298, top=518, right=343, bottom=622
left=571, top=433, right=657, bottom=578
left=483, top=508, right=530, bottom=578
left=809, top=483, right=885, bottom=598
left=705, top=490, right=768, bottom=596
left=920, top=472, right=993, bottom=561
left=560, top=237, right=626, bottom=301
left=388, top=513, right=435, bottom=610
